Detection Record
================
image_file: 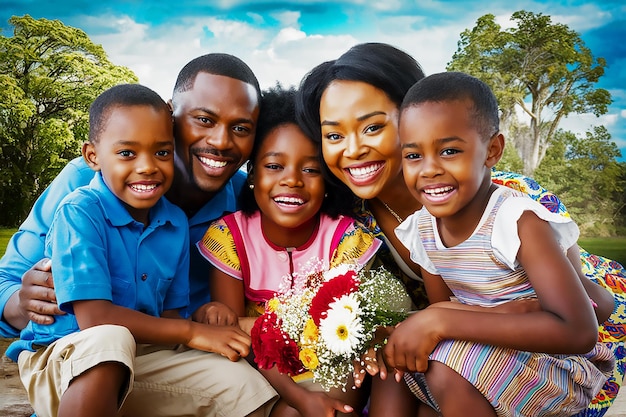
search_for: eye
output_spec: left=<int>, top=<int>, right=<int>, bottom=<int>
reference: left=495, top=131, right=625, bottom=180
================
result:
left=264, top=163, right=282, bottom=171
left=404, top=152, right=422, bottom=160
left=303, top=166, right=321, bottom=174
left=197, top=116, right=214, bottom=125
left=441, top=148, right=460, bottom=157
left=155, top=149, right=172, bottom=158
left=118, top=150, right=134, bottom=158
left=324, top=132, right=342, bottom=142
left=364, top=124, right=383, bottom=134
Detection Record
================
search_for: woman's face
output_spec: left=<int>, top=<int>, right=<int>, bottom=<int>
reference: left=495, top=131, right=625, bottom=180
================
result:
left=319, top=80, right=401, bottom=200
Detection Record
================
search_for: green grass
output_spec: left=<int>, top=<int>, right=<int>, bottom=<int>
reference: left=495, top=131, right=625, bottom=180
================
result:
left=578, top=237, right=626, bottom=267
left=0, top=228, right=17, bottom=257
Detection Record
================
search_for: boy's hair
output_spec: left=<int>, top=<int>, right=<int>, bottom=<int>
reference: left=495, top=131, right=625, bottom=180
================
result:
left=89, top=83, right=170, bottom=143
left=401, top=71, right=500, bottom=140
left=239, top=84, right=352, bottom=218
left=172, top=53, right=261, bottom=103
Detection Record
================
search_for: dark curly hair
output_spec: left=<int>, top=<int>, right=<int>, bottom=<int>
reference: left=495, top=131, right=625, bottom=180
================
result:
left=239, top=83, right=353, bottom=218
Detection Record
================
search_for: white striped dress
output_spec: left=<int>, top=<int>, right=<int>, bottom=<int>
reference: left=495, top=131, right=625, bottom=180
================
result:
left=395, top=186, right=614, bottom=417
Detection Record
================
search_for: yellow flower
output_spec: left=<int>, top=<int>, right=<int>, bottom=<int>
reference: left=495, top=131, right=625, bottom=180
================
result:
left=302, top=318, right=319, bottom=344
left=267, top=298, right=279, bottom=312
left=299, top=347, right=319, bottom=370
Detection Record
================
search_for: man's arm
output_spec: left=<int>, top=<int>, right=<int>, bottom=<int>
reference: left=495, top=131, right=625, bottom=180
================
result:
left=0, top=157, right=94, bottom=335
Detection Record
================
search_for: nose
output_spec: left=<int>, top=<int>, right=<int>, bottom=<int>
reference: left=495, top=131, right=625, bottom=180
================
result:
left=342, top=132, right=366, bottom=159
left=136, top=154, right=158, bottom=175
left=420, top=156, right=442, bottom=178
left=206, top=125, right=231, bottom=150
left=280, top=167, right=304, bottom=188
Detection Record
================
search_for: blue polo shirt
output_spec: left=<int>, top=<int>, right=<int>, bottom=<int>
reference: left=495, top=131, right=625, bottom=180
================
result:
left=0, top=157, right=247, bottom=337
left=6, top=172, right=189, bottom=361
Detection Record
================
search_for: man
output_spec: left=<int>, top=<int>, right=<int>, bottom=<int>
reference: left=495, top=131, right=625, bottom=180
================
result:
left=0, top=53, right=277, bottom=417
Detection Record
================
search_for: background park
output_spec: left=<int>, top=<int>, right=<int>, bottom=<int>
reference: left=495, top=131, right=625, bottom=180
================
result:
left=0, top=3, right=625, bottom=415
left=1, top=2, right=625, bottom=264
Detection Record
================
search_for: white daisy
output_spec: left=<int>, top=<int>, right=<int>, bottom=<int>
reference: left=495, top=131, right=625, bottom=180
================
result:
left=328, top=293, right=361, bottom=318
left=319, top=304, right=364, bottom=355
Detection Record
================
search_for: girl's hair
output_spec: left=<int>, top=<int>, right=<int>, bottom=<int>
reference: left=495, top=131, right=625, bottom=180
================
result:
left=89, top=83, right=169, bottom=143
left=239, top=84, right=352, bottom=218
left=401, top=71, right=500, bottom=139
left=295, top=43, right=425, bottom=202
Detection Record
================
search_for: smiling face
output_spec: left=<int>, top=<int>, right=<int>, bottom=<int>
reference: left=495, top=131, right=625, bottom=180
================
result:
left=170, top=72, right=259, bottom=197
left=319, top=80, right=402, bottom=200
left=251, top=123, right=325, bottom=246
left=400, top=98, right=502, bottom=223
left=83, top=105, right=175, bottom=224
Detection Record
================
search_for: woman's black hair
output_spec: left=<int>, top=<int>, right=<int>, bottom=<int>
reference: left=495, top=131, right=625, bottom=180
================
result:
left=239, top=83, right=353, bottom=218
left=294, top=42, right=425, bottom=205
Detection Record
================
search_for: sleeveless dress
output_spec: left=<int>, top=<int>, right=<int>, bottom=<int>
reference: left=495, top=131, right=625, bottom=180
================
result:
left=395, top=186, right=615, bottom=417
left=198, top=211, right=381, bottom=314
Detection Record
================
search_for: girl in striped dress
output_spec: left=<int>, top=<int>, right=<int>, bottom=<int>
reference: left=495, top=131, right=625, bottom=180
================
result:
left=383, top=71, right=615, bottom=417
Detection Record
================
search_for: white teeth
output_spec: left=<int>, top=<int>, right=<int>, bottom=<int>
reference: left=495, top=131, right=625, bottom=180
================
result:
left=274, top=196, right=304, bottom=205
left=130, top=184, right=158, bottom=192
left=348, top=163, right=382, bottom=178
left=424, top=186, right=453, bottom=195
left=198, top=156, right=227, bottom=168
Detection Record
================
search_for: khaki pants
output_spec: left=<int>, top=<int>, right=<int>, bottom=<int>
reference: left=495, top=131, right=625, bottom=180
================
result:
left=18, top=324, right=277, bottom=417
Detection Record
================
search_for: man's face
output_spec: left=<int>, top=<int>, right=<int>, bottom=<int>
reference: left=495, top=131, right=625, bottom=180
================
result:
left=171, top=72, right=260, bottom=195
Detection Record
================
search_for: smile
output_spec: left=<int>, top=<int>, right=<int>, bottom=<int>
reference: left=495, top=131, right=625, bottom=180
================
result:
left=273, top=196, right=305, bottom=206
left=129, top=183, right=158, bottom=192
left=423, top=186, right=454, bottom=196
left=347, top=162, right=384, bottom=179
left=198, top=155, right=227, bottom=168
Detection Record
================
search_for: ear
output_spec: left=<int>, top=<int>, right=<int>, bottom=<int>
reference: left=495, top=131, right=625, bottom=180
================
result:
left=485, top=132, right=505, bottom=169
left=82, top=142, right=100, bottom=171
left=167, top=99, right=174, bottom=113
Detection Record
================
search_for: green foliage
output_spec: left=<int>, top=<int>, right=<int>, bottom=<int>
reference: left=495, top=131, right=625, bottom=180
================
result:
left=533, top=127, right=626, bottom=236
left=448, top=10, right=611, bottom=176
left=0, top=15, right=138, bottom=226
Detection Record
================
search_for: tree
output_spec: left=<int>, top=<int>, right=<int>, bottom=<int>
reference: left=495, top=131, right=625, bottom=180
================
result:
left=448, top=10, right=611, bottom=176
left=0, top=15, right=138, bottom=226
left=533, top=126, right=625, bottom=236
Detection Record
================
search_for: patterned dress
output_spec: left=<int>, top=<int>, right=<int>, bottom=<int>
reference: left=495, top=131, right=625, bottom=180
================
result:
left=492, top=171, right=626, bottom=417
left=396, top=186, right=615, bottom=417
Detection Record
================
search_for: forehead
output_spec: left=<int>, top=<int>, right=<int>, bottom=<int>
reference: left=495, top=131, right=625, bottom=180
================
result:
left=99, top=105, right=172, bottom=141
left=400, top=99, right=476, bottom=141
left=173, top=72, right=259, bottom=113
left=320, top=80, right=395, bottom=117
left=257, top=124, right=316, bottom=157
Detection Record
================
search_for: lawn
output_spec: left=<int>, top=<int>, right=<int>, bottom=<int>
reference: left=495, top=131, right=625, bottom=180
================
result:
left=1, top=228, right=624, bottom=266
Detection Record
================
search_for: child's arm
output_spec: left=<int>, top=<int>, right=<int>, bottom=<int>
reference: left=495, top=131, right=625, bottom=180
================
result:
left=258, top=367, right=353, bottom=417
left=72, top=299, right=251, bottom=361
left=383, top=212, right=599, bottom=374
left=208, top=267, right=246, bottom=318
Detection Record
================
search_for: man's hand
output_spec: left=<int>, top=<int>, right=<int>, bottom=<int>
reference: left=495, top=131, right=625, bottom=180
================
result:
left=192, top=301, right=238, bottom=326
left=18, top=258, right=64, bottom=325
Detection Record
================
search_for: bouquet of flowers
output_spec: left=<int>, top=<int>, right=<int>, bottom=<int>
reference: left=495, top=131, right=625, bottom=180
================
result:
left=251, top=258, right=412, bottom=390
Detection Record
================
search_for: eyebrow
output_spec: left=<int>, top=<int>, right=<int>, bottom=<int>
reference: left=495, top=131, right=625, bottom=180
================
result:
left=321, top=111, right=387, bottom=126
left=194, top=107, right=255, bottom=125
left=401, top=136, right=466, bottom=150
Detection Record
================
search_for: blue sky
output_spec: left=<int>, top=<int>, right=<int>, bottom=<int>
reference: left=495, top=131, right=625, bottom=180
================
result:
left=1, top=0, right=625, bottom=160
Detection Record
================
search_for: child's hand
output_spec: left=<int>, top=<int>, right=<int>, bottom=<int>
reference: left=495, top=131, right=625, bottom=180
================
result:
left=294, top=391, right=354, bottom=417
left=192, top=301, right=239, bottom=326
left=383, top=309, right=442, bottom=375
left=186, top=322, right=251, bottom=361
left=353, top=326, right=394, bottom=386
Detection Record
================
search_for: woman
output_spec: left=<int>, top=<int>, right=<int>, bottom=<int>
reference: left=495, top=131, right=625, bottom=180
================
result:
left=296, top=42, right=625, bottom=417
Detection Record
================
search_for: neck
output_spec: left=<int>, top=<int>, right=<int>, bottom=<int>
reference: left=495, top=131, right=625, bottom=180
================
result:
left=166, top=173, right=215, bottom=217
left=261, top=214, right=319, bottom=249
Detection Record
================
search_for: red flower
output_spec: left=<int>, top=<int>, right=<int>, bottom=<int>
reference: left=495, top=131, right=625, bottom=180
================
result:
left=251, top=311, right=305, bottom=375
left=309, top=270, right=359, bottom=326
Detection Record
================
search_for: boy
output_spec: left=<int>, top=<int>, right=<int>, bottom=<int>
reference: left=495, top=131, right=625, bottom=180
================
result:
left=6, top=84, right=262, bottom=417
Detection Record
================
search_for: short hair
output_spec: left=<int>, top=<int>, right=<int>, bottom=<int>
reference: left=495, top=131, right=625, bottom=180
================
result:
left=296, top=42, right=425, bottom=142
left=172, top=53, right=261, bottom=102
left=239, top=84, right=353, bottom=218
left=401, top=72, right=500, bottom=139
left=89, top=83, right=169, bottom=143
